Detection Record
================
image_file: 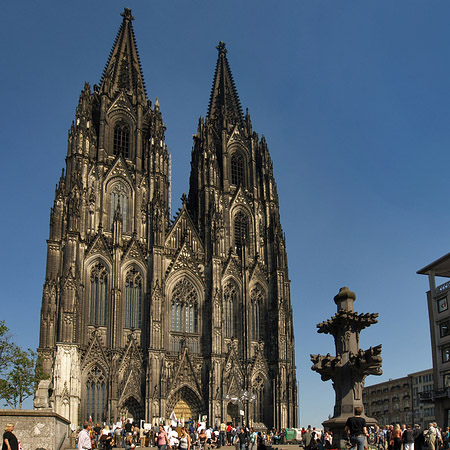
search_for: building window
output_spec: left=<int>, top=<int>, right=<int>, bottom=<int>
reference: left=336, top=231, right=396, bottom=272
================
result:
left=234, top=211, right=249, bottom=255
left=442, top=346, right=450, bottom=363
left=90, top=263, right=108, bottom=326
left=251, top=286, right=264, bottom=341
left=231, top=153, right=245, bottom=186
left=113, top=122, right=130, bottom=158
left=223, top=283, right=238, bottom=338
left=444, top=373, right=450, bottom=387
left=441, top=321, right=450, bottom=338
left=86, top=365, right=106, bottom=423
left=170, top=279, right=198, bottom=333
left=110, top=183, right=128, bottom=232
left=125, top=268, right=142, bottom=329
left=438, top=296, right=448, bottom=313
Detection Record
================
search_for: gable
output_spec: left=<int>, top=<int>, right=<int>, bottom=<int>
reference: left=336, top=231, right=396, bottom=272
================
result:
left=86, top=233, right=113, bottom=262
left=165, top=241, right=205, bottom=284
left=166, top=206, right=204, bottom=254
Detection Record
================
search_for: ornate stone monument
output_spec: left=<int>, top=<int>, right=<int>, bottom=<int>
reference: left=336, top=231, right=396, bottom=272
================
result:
left=311, top=287, right=382, bottom=449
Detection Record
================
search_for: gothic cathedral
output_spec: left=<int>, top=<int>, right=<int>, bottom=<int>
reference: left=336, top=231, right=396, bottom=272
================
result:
left=38, top=9, right=297, bottom=430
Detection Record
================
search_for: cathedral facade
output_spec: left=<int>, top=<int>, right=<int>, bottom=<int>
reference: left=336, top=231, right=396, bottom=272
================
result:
left=38, top=9, right=297, bottom=430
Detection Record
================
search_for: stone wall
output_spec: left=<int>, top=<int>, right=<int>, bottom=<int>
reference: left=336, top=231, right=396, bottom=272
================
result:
left=0, top=410, right=71, bottom=450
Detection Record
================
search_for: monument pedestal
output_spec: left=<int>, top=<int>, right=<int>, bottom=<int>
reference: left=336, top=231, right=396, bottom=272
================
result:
left=311, top=287, right=382, bottom=449
left=323, top=414, right=377, bottom=449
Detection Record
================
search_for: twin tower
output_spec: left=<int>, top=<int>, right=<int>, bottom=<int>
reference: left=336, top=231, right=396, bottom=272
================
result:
left=38, top=8, right=297, bottom=429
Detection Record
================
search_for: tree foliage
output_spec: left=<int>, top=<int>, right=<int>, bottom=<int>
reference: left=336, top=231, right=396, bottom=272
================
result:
left=0, top=320, right=13, bottom=374
left=0, top=321, right=47, bottom=409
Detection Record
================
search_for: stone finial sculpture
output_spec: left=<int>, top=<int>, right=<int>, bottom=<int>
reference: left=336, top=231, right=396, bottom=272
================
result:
left=311, top=287, right=382, bottom=448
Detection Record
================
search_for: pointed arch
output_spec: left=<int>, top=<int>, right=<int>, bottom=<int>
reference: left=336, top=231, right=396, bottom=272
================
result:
left=223, top=281, right=239, bottom=338
left=230, top=151, right=245, bottom=186
left=113, top=120, right=130, bottom=158
left=250, top=284, right=265, bottom=341
left=233, top=210, right=249, bottom=256
left=166, top=385, right=204, bottom=421
left=109, top=180, right=129, bottom=232
left=124, top=266, right=143, bottom=329
left=89, top=262, right=109, bottom=326
left=84, top=363, right=107, bottom=423
left=167, top=273, right=202, bottom=354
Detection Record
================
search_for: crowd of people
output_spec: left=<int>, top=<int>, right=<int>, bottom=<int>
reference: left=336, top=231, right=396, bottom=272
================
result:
left=73, top=420, right=287, bottom=450
left=300, top=419, right=450, bottom=450
left=365, top=422, right=450, bottom=450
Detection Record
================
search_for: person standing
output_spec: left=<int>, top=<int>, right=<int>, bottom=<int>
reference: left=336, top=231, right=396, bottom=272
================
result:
left=220, top=422, right=226, bottom=447
left=78, top=422, right=93, bottom=450
left=2, top=424, right=18, bottom=450
left=403, top=425, right=415, bottom=450
left=237, top=428, right=247, bottom=450
left=248, top=428, right=257, bottom=450
left=345, top=407, right=368, bottom=450
left=157, top=425, right=171, bottom=450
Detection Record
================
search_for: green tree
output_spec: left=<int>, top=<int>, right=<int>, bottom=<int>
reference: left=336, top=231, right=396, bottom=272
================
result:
left=0, top=346, right=42, bottom=409
left=0, top=320, right=13, bottom=374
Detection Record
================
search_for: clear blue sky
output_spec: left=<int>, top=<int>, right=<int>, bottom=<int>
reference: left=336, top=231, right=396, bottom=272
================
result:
left=2, top=0, right=450, bottom=427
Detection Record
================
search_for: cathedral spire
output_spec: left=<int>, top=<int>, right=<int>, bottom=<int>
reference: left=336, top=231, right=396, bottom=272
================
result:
left=100, top=8, right=147, bottom=98
left=207, top=41, right=244, bottom=128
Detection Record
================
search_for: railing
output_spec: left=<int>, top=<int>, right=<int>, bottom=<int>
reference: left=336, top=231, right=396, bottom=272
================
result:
left=436, top=281, right=450, bottom=296
left=419, top=388, right=450, bottom=401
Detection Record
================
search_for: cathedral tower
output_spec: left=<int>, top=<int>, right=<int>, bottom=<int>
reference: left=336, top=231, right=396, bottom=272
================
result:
left=38, top=10, right=296, bottom=429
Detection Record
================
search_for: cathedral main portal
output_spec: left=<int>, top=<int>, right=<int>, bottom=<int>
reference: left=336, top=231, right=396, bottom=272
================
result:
left=167, top=386, right=203, bottom=422
left=174, top=399, right=192, bottom=422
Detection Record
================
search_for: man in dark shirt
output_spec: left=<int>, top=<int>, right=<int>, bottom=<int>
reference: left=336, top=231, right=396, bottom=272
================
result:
left=345, top=407, right=368, bottom=450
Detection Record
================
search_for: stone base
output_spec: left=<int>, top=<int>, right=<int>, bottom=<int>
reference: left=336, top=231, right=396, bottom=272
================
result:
left=0, top=409, right=71, bottom=450
left=323, top=414, right=377, bottom=450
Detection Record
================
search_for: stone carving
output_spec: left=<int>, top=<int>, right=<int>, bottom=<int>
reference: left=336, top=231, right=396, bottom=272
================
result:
left=311, top=287, right=382, bottom=449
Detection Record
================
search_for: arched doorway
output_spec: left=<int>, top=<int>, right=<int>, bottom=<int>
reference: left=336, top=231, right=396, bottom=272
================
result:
left=167, top=385, right=203, bottom=422
left=174, top=399, right=192, bottom=422
left=120, top=396, right=144, bottom=423
left=226, top=402, right=239, bottom=425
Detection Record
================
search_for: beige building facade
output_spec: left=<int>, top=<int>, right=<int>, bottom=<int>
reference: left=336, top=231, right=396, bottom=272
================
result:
left=363, top=369, right=435, bottom=428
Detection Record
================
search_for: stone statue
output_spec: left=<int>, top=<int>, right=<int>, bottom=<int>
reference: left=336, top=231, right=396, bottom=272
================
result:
left=311, top=287, right=382, bottom=449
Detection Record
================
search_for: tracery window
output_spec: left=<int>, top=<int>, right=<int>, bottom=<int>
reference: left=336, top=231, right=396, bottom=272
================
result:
left=113, top=122, right=130, bottom=158
left=223, top=283, right=238, bottom=338
left=250, top=286, right=264, bottom=341
left=231, top=153, right=245, bottom=186
left=90, top=263, right=108, bottom=326
left=234, top=211, right=249, bottom=255
left=125, top=268, right=142, bottom=329
left=86, top=365, right=106, bottom=423
left=170, top=279, right=199, bottom=333
left=110, top=182, right=128, bottom=232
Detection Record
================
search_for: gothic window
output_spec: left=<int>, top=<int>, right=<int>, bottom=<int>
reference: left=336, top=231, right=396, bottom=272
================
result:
left=234, top=211, right=249, bottom=255
left=110, top=182, right=128, bottom=232
left=231, top=152, right=245, bottom=186
left=223, top=283, right=238, bottom=338
left=90, top=263, right=108, bottom=326
left=85, top=365, right=106, bottom=423
left=125, top=268, right=142, bottom=329
left=170, top=279, right=199, bottom=333
left=113, top=122, right=130, bottom=158
left=250, top=286, right=264, bottom=341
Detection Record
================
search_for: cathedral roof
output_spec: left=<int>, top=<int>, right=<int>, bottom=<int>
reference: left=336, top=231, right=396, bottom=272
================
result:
left=207, top=42, right=244, bottom=128
left=100, top=8, right=147, bottom=98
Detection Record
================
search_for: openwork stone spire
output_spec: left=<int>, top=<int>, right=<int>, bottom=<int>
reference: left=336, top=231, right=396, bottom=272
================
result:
left=100, top=8, right=147, bottom=98
left=207, top=41, right=244, bottom=128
